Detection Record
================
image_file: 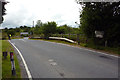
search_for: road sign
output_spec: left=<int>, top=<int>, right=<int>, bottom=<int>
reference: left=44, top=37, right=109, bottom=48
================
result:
left=95, top=31, right=104, bottom=38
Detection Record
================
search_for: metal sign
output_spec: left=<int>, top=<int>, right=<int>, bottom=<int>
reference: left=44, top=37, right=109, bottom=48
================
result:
left=95, top=31, right=104, bottom=38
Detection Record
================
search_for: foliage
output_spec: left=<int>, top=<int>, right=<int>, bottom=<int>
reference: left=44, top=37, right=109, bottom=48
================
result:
left=77, top=2, right=120, bottom=47
left=2, top=40, right=21, bottom=78
left=2, top=20, right=80, bottom=40
left=41, top=21, right=57, bottom=39
left=36, top=20, right=43, bottom=27
left=33, top=20, right=43, bottom=35
left=56, top=24, right=80, bottom=34
left=0, top=1, right=8, bottom=24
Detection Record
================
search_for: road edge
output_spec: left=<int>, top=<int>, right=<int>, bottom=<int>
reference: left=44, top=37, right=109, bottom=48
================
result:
left=8, top=40, right=32, bottom=79
left=35, top=39, right=119, bottom=58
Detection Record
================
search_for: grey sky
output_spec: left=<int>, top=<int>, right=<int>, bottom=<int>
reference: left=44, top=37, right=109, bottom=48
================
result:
left=1, top=0, right=82, bottom=28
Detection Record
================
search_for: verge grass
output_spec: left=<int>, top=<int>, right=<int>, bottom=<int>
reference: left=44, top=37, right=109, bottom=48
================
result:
left=2, top=40, right=21, bottom=78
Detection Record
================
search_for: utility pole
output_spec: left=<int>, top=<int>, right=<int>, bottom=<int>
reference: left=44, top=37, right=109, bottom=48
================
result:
left=33, top=21, right=34, bottom=27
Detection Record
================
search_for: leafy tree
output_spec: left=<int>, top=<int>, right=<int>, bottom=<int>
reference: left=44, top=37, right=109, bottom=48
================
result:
left=77, top=1, right=120, bottom=47
left=33, top=20, right=43, bottom=35
left=36, top=20, right=43, bottom=27
left=42, top=21, right=57, bottom=39
left=6, top=28, right=16, bottom=36
left=0, top=1, right=8, bottom=24
left=4, top=27, right=8, bottom=32
left=57, top=24, right=73, bottom=34
left=34, top=26, right=42, bottom=36
left=56, top=27, right=65, bottom=34
left=15, top=27, right=20, bottom=32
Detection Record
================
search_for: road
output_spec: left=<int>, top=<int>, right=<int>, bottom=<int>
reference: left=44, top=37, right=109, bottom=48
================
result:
left=10, top=39, right=119, bottom=78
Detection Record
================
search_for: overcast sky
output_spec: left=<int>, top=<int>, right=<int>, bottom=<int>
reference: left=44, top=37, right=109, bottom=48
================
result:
left=1, top=0, right=82, bottom=28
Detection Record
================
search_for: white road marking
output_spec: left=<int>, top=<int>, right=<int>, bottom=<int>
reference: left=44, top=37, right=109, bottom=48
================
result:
left=50, top=62, right=57, bottom=66
left=81, top=48, right=119, bottom=58
left=13, top=43, right=15, bottom=45
left=48, top=59, right=54, bottom=62
left=21, top=39, right=26, bottom=42
left=48, top=59, right=57, bottom=66
left=19, top=39, right=26, bottom=42
left=9, top=40, right=32, bottom=79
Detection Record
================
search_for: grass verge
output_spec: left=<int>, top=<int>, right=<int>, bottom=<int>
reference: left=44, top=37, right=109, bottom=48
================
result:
left=30, top=38, right=120, bottom=56
left=2, top=40, right=21, bottom=78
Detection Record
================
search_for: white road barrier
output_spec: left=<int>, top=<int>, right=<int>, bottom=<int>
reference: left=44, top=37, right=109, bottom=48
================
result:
left=49, top=37, right=76, bottom=43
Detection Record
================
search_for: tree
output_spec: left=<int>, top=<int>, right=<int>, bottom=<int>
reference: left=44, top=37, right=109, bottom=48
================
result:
left=57, top=24, right=73, bottom=34
left=77, top=1, right=120, bottom=47
left=33, top=20, right=43, bottom=35
left=0, top=0, right=8, bottom=24
left=36, top=20, right=43, bottom=27
left=42, top=21, right=57, bottom=39
left=6, top=28, right=16, bottom=36
left=15, top=27, right=20, bottom=32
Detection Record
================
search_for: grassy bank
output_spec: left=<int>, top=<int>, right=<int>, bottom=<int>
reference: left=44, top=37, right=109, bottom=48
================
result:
left=30, top=38, right=120, bottom=56
left=2, top=40, right=21, bottom=78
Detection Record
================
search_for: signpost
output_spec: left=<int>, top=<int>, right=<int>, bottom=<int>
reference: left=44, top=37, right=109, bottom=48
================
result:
left=95, top=30, right=107, bottom=47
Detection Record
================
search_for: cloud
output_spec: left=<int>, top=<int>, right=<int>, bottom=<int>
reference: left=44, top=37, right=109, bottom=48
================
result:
left=2, top=0, right=82, bottom=28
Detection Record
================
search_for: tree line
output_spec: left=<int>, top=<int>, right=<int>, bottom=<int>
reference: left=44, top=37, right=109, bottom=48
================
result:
left=2, top=20, right=80, bottom=39
left=0, top=0, right=8, bottom=24
left=2, top=1, right=120, bottom=48
left=76, top=1, right=120, bottom=47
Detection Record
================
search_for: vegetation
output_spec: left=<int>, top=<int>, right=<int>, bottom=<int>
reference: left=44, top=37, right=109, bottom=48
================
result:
left=42, top=21, right=57, bottom=39
left=2, top=40, right=21, bottom=78
left=1, top=1, right=120, bottom=55
left=0, top=0, right=8, bottom=24
left=76, top=1, right=120, bottom=48
left=2, top=21, right=80, bottom=40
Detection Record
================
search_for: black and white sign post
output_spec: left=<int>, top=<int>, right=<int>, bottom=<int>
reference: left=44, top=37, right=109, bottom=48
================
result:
left=10, top=52, right=16, bottom=76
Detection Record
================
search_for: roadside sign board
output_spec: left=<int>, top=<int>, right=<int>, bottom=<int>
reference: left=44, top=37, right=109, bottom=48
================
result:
left=95, top=31, right=104, bottom=38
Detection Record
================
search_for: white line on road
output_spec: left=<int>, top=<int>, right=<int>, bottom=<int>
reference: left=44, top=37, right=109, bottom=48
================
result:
left=9, top=40, right=32, bottom=79
left=48, top=59, right=54, bottom=62
left=19, top=39, right=26, bottom=42
left=21, top=39, right=26, bottom=42
left=50, top=62, right=57, bottom=66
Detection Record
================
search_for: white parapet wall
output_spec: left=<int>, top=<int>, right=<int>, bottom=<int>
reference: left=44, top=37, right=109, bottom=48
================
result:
left=49, top=37, right=76, bottom=43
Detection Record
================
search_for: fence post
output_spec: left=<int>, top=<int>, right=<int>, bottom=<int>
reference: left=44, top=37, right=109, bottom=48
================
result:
left=69, top=34, right=70, bottom=39
left=61, top=34, right=63, bottom=38
left=77, top=34, right=80, bottom=45
left=10, top=52, right=16, bottom=76
left=3, top=52, right=7, bottom=59
left=105, top=40, right=107, bottom=47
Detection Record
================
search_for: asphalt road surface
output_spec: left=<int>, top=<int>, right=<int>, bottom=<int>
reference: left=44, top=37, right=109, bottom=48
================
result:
left=10, top=39, right=119, bottom=78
